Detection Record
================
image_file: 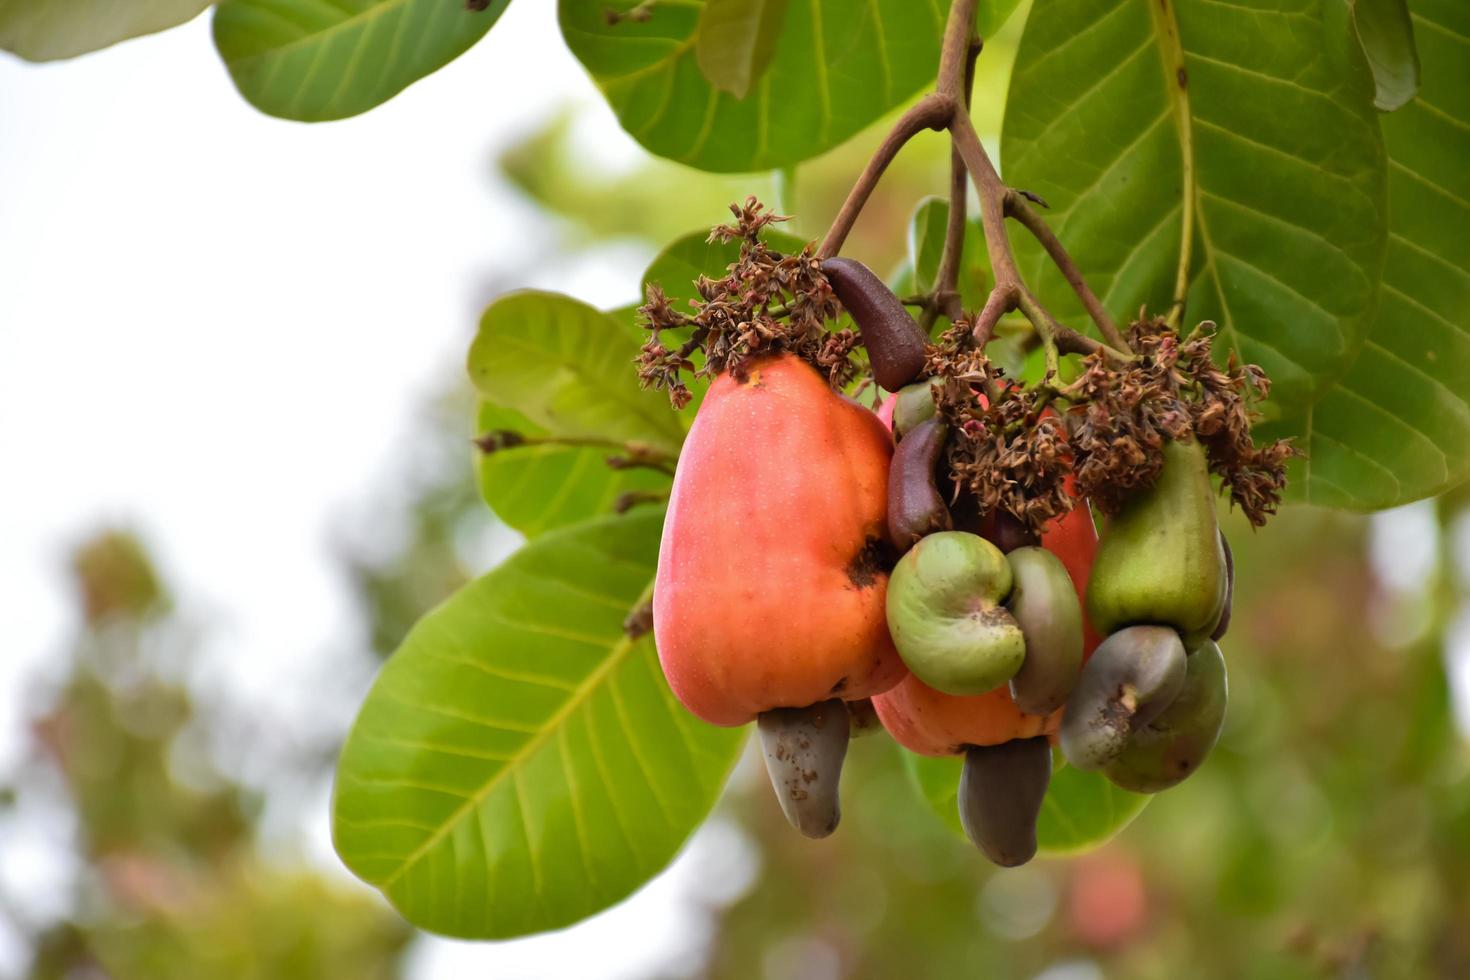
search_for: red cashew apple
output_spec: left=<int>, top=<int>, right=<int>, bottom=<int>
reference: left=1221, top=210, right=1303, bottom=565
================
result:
left=654, top=353, right=905, bottom=728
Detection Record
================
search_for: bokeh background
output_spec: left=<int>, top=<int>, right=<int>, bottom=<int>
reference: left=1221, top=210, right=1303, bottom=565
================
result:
left=4, top=3, right=1470, bottom=978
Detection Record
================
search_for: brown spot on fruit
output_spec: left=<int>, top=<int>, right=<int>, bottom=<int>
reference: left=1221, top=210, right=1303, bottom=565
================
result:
left=846, top=536, right=895, bottom=588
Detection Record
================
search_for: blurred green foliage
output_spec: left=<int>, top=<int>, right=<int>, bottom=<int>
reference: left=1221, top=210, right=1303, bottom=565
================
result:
left=14, top=530, right=412, bottom=979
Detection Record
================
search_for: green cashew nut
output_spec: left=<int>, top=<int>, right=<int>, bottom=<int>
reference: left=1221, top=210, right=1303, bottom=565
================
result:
left=959, top=735, right=1053, bottom=867
left=1005, top=546, right=1084, bottom=716
left=1087, top=438, right=1228, bottom=648
left=886, top=531, right=1025, bottom=696
left=1104, top=639, right=1228, bottom=793
left=1059, top=625, right=1187, bottom=771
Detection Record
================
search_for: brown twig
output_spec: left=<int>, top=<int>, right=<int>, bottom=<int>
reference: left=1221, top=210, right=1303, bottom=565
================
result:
left=821, top=0, right=1128, bottom=376
left=605, top=452, right=677, bottom=476
left=1055, top=324, right=1128, bottom=360
left=936, top=0, right=980, bottom=100
left=613, top=489, right=671, bottom=513
left=948, top=112, right=1022, bottom=300
left=970, top=284, right=1017, bottom=348
left=921, top=39, right=982, bottom=333
left=1005, top=192, right=1131, bottom=352
left=474, top=430, right=677, bottom=474
left=816, top=95, right=954, bottom=259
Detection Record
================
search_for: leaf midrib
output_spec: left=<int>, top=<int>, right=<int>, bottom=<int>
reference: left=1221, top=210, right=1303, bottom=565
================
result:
left=375, top=577, right=656, bottom=890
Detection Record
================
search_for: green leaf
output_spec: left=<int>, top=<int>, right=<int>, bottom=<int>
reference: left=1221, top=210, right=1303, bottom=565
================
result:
left=1350, top=0, right=1420, bottom=112
left=904, top=750, right=1149, bottom=856
left=1259, top=0, right=1470, bottom=508
left=0, top=0, right=210, bottom=61
left=1034, top=758, right=1151, bottom=854
left=212, top=0, right=510, bottom=121
left=471, top=296, right=671, bottom=535
left=333, top=511, right=747, bottom=938
left=475, top=400, right=670, bottom=537
left=906, top=195, right=991, bottom=310
left=694, top=0, right=791, bottom=99
left=559, top=0, right=946, bottom=172
left=1001, top=0, right=1388, bottom=415
left=467, top=291, right=685, bottom=456
left=976, top=0, right=1025, bottom=37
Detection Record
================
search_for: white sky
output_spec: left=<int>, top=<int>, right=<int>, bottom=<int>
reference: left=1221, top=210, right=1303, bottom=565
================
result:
left=0, top=3, right=737, bottom=977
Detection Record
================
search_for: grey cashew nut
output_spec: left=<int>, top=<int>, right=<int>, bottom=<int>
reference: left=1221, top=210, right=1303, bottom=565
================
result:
left=757, top=699, right=850, bottom=838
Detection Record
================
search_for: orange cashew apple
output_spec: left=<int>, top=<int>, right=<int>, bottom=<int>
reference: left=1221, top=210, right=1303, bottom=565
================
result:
left=654, top=353, right=905, bottom=728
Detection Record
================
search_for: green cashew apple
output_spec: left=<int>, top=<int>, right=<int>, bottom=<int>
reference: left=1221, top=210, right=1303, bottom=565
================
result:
left=1005, top=546, right=1084, bottom=716
left=886, top=531, right=1025, bottom=696
left=1087, top=438, right=1228, bottom=647
left=1104, top=639, right=1228, bottom=793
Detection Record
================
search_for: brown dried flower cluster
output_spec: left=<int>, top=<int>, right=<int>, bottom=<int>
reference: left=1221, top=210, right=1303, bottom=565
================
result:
left=927, top=322, right=1079, bottom=534
left=929, top=317, right=1295, bottom=533
left=636, top=198, right=858, bottom=408
left=1070, top=318, right=1296, bottom=525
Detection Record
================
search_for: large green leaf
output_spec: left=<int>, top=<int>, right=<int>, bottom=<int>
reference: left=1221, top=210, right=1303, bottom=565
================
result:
left=559, top=0, right=945, bottom=172
left=976, top=0, right=1026, bottom=37
left=1001, top=0, right=1388, bottom=416
left=1350, top=0, right=1420, bottom=112
left=0, top=0, right=210, bottom=61
left=468, top=291, right=685, bottom=456
left=904, top=749, right=1149, bottom=856
left=475, top=400, right=670, bottom=537
left=333, top=511, right=746, bottom=937
left=694, top=0, right=790, bottom=99
left=472, top=295, right=672, bottom=536
left=1260, top=0, right=1470, bottom=508
left=212, top=0, right=510, bottom=121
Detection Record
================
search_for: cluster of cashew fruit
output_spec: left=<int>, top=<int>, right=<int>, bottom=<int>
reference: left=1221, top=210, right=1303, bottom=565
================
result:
left=652, top=257, right=1233, bottom=867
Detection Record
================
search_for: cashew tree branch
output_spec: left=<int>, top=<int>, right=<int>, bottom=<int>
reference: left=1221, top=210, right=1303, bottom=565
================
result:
left=821, top=0, right=1132, bottom=369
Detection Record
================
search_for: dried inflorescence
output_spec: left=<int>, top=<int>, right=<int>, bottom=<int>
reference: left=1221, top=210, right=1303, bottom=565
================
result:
left=635, top=198, right=1292, bottom=529
left=928, top=317, right=1295, bottom=534
left=1070, top=318, right=1296, bottom=525
left=636, top=198, right=858, bottom=408
left=928, top=321, right=1078, bottom=534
